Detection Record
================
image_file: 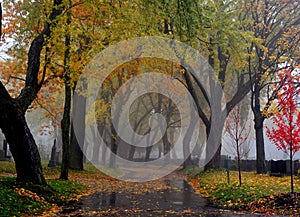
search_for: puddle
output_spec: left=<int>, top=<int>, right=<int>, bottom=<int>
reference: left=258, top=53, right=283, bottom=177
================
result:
left=162, top=179, right=208, bottom=208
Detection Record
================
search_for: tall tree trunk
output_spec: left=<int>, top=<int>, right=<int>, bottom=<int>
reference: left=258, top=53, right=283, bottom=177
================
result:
left=145, top=146, right=152, bottom=161
left=109, top=142, right=117, bottom=168
left=254, top=114, right=266, bottom=174
left=204, top=145, right=221, bottom=170
left=128, top=145, right=135, bottom=161
left=236, top=139, right=242, bottom=186
left=182, top=108, right=197, bottom=169
left=204, top=76, right=225, bottom=170
left=60, top=0, right=72, bottom=179
left=101, top=141, right=107, bottom=165
left=290, top=142, right=294, bottom=193
left=145, top=125, right=160, bottom=161
left=109, top=125, right=118, bottom=168
left=91, top=126, right=101, bottom=164
left=289, top=101, right=294, bottom=193
left=69, top=122, right=83, bottom=170
left=253, top=86, right=267, bottom=174
left=0, top=94, right=46, bottom=184
left=162, top=132, right=171, bottom=160
left=60, top=83, right=71, bottom=179
left=69, top=82, right=86, bottom=170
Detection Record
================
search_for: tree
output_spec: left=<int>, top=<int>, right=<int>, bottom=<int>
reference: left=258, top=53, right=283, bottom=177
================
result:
left=266, top=70, right=300, bottom=193
left=57, top=0, right=166, bottom=177
left=163, top=0, right=254, bottom=170
left=89, top=58, right=184, bottom=164
left=224, top=104, right=251, bottom=186
left=59, top=0, right=72, bottom=180
left=244, top=0, right=300, bottom=173
left=0, top=0, right=63, bottom=185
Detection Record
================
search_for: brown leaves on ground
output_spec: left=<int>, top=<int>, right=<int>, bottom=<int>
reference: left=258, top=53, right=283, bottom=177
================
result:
left=247, top=192, right=300, bottom=216
left=15, top=188, right=46, bottom=203
left=69, top=172, right=178, bottom=195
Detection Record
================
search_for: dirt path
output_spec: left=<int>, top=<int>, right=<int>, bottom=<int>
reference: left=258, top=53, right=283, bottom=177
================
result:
left=50, top=172, right=259, bottom=217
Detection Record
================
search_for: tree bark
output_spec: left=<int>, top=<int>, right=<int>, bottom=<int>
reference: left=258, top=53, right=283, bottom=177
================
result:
left=162, top=132, right=171, bottom=160
left=236, top=139, right=242, bottom=186
left=290, top=143, right=294, bottom=193
left=0, top=93, right=46, bottom=184
left=182, top=108, right=197, bottom=169
left=91, top=126, right=101, bottom=164
left=253, top=80, right=267, bottom=174
left=254, top=110, right=267, bottom=174
left=0, top=0, right=63, bottom=185
left=69, top=82, right=86, bottom=170
left=204, top=145, right=222, bottom=170
left=109, top=124, right=118, bottom=168
left=145, top=146, right=152, bottom=161
left=60, top=0, right=72, bottom=179
left=60, top=82, right=71, bottom=179
left=69, top=122, right=84, bottom=170
left=128, top=145, right=135, bottom=161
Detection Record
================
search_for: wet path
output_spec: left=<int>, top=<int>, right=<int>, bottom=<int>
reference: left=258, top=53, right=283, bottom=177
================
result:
left=58, top=174, right=260, bottom=216
left=78, top=179, right=209, bottom=213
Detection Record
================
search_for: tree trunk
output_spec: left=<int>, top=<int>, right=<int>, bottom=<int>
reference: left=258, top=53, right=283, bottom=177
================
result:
left=60, top=83, right=71, bottom=179
left=182, top=108, right=197, bottom=169
left=91, top=126, right=101, bottom=164
left=0, top=0, right=63, bottom=185
left=290, top=147, right=294, bottom=193
left=254, top=112, right=266, bottom=174
left=205, top=145, right=221, bottom=170
left=162, top=132, right=171, bottom=160
left=237, top=139, right=242, bottom=186
left=48, top=139, right=57, bottom=167
left=69, top=122, right=83, bottom=170
left=0, top=98, right=46, bottom=184
left=101, top=142, right=107, bottom=165
left=60, top=0, right=72, bottom=179
left=253, top=83, right=267, bottom=174
left=109, top=125, right=118, bottom=168
left=204, top=83, right=225, bottom=170
left=128, top=145, right=135, bottom=161
left=182, top=147, right=191, bottom=169
left=145, top=146, right=152, bottom=161
left=69, top=78, right=87, bottom=170
left=109, top=142, right=117, bottom=168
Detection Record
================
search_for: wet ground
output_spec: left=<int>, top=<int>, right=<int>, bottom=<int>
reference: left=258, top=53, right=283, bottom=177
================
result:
left=57, top=173, right=262, bottom=217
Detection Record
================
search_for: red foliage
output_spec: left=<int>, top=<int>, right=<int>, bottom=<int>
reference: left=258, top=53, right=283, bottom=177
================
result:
left=266, top=70, right=300, bottom=155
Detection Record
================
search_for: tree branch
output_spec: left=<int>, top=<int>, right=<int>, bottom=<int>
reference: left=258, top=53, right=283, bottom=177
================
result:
left=17, top=0, right=64, bottom=113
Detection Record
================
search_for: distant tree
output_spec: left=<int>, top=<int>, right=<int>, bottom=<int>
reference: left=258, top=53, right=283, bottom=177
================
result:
left=266, top=70, right=300, bottom=193
left=224, top=104, right=251, bottom=186
left=158, top=0, right=255, bottom=170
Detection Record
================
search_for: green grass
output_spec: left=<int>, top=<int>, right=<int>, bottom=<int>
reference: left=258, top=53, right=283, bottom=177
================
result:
left=0, top=160, right=103, bottom=175
left=0, top=177, right=86, bottom=217
left=0, top=161, right=16, bottom=174
left=190, top=170, right=300, bottom=210
left=0, top=161, right=90, bottom=216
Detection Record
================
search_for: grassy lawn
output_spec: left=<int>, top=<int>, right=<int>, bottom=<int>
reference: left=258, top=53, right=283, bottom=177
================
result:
left=0, top=161, right=89, bottom=217
left=189, top=170, right=300, bottom=215
left=0, top=177, right=86, bottom=216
